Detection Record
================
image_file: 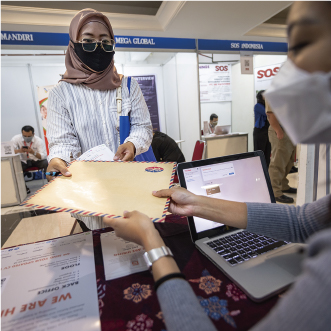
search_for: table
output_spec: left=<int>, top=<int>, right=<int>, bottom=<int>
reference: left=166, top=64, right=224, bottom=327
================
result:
left=1, top=212, right=279, bottom=330
left=94, top=215, right=279, bottom=331
left=1, top=155, right=27, bottom=207
left=202, top=133, right=248, bottom=159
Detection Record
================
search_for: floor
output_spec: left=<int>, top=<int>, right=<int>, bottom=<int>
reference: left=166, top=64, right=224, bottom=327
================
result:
left=1, top=172, right=298, bottom=248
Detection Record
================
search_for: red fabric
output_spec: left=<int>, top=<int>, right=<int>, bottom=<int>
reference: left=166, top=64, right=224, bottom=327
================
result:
left=93, top=215, right=280, bottom=331
left=192, top=141, right=205, bottom=161
left=24, top=166, right=39, bottom=172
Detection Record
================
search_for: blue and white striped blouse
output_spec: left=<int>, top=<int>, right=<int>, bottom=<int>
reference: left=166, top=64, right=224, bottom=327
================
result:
left=47, top=76, right=153, bottom=229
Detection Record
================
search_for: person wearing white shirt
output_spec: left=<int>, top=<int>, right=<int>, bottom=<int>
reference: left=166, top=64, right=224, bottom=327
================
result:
left=11, top=125, right=48, bottom=173
left=207, top=113, right=218, bottom=134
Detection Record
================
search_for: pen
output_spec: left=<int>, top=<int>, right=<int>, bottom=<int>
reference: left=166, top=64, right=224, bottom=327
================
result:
left=45, top=171, right=61, bottom=176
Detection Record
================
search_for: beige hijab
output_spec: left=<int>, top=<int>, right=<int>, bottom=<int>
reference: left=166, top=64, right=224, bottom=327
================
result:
left=61, top=8, right=122, bottom=91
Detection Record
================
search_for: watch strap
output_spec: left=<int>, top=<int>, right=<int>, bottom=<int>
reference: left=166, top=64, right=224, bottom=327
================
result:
left=143, top=246, right=173, bottom=268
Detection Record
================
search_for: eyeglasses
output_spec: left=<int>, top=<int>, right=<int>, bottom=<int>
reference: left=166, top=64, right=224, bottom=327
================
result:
left=77, top=38, right=116, bottom=52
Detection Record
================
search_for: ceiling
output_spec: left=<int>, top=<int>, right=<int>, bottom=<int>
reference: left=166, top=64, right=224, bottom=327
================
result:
left=1, top=1, right=292, bottom=48
left=1, top=1, right=163, bottom=16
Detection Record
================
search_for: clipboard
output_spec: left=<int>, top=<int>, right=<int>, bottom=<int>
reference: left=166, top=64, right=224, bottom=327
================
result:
left=21, top=160, right=176, bottom=222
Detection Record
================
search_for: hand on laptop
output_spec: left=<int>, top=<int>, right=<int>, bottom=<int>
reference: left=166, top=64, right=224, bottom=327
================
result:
left=153, top=187, right=198, bottom=216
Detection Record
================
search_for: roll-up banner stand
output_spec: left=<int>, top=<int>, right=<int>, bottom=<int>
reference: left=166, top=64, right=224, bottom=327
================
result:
left=1, top=31, right=288, bottom=53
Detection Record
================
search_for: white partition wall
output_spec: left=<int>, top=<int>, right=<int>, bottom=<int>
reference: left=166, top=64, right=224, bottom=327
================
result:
left=231, top=62, right=255, bottom=152
left=2, top=54, right=66, bottom=142
left=1, top=65, right=40, bottom=141
left=162, top=56, right=180, bottom=141
left=175, top=53, right=200, bottom=162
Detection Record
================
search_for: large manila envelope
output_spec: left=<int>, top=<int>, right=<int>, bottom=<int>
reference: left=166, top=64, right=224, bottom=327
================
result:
left=21, top=161, right=176, bottom=222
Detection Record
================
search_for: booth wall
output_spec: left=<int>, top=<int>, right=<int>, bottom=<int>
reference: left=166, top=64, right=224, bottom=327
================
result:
left=254, top=54, right=287, bottom=68
left=175, top=53, right=200, bottom=162
left=231, top=62, right=255, bottom=152
left=162, top=56, right=180, bottom=141
left=1, top=66, right=39, bottom=142
left=1, top=63, right=66, bottom=142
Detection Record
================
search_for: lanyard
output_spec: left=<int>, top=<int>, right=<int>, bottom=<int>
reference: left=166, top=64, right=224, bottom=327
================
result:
left=23, top=140, right=33, bottom=159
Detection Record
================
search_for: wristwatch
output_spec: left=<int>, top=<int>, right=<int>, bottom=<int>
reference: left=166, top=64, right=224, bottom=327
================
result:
left=143, top=246, right=173, bottom=269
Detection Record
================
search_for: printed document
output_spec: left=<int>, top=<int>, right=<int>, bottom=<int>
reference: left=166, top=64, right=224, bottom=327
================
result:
left=1, top=232, right=100, bottom=331
left=100, top=231, right=148, bottom=280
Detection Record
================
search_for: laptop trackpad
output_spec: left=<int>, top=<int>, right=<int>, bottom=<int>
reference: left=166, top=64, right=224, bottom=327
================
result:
left=266, top=245, right=305, bottom=277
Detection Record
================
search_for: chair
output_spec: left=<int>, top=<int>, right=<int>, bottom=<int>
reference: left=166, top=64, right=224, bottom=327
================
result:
left=24, top=167, right=46, bottom=185
left=173, top=140, right=206, bottom=183
left=192, top=140, right=206, bottom=161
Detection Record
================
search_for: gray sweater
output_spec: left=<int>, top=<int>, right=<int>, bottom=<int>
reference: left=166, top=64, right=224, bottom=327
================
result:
left=157, top=194, right=331, bottom=331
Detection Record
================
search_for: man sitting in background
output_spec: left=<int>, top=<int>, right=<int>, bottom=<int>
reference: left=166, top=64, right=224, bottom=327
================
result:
left=152, top=131, right=185, bottom=163
left=11, top=125, right=48, bottom=193
left=208, top=113, right=218, bottom=134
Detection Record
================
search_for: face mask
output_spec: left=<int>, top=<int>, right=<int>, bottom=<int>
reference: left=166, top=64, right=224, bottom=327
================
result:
left=264, top=59, right=331, bottom=144
left=211, top=121, right=218, bottom=127
left=23, top=136, right=33, bottom=143
left=73, top=42, right=114, bottom=72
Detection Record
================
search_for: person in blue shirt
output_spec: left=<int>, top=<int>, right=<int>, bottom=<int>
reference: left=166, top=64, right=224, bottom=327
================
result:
left=253, top=90, right=271, bottom=167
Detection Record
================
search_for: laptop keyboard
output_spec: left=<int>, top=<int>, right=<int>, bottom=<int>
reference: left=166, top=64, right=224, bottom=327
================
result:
left=206, top=231, right=288, bottom=266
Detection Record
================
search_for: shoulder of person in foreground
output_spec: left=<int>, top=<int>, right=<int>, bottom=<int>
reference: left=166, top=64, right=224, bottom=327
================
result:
left=251, top=228, right=331, bottom=331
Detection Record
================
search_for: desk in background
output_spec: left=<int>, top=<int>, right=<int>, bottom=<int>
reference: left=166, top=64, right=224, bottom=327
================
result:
left=1, top=154, right=26, bottom=207
left=202, top=133, right=248, bottom=159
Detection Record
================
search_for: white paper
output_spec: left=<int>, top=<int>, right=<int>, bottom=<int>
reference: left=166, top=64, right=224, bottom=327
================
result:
left=1, top=232, right=100, bottom=331
left=77, top=144, right=115, bottom=161
left=100, top=232, right=148, bottom=280
left=1, top=142, right=15, bottom=157
left=199, top=64, right=232, bottom=102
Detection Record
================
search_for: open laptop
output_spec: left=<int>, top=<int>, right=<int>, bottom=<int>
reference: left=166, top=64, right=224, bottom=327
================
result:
left=177, top=151, right=305, bottom=302
left=214, top=125, right=231, bottom=135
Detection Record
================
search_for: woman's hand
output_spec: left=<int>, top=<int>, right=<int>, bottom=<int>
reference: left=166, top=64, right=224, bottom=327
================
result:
left=46, top=158, right=71, bottom=181
left=152, top=187, right=198, bottom=216
left=114, top=142, right=136, bottom=161
left=103, top=210, right=162, bottom=248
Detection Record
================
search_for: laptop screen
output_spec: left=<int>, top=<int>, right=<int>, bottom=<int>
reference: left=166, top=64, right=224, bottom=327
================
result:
left=182, top=155, right=271, bottom=234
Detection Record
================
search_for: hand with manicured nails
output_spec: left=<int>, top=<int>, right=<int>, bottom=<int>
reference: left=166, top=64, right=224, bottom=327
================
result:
left=113, top=142, right=136, bottom=161
left=46, top=157, right=71, bottom=181
left=152, top=187, right=198, bottom=217
left=103, top=210, right=161, bottom=247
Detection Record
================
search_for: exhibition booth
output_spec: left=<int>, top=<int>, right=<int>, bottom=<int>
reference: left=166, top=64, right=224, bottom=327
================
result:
left=1, top=29, right=331, bottom=331
left=1, top=32, right=288, bottom=162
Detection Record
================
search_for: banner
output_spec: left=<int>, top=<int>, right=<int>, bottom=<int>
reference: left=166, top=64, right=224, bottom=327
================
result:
left=37, top=85, right=54, bottom=155
left=133, top=75, right=160, bottom=132
left=199, top=64, right=232, bottom=102
left=254, top=62, right=285, bottom=95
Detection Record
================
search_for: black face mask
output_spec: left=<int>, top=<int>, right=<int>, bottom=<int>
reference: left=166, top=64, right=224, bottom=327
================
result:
left=73, top=42, right=114, bottom=72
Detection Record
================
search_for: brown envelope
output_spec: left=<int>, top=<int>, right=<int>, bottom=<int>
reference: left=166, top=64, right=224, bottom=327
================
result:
left=22, top=161, right=176, bottom=221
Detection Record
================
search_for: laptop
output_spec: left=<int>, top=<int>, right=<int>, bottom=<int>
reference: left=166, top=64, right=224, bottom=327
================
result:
left=214, top=125, right=231, bottom=135
left=177, top=151, right=305, bottom=302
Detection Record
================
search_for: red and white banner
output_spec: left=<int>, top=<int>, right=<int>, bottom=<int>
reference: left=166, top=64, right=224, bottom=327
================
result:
left=37, top=85, right=54, bottom=155
left=254, top=62, right=285, bottom=94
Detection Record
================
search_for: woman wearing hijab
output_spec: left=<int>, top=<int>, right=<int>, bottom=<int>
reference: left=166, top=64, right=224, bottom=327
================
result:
left=47, top=8, right=153, bottom=230
left=253, top=90, right=271, bottom=168
left=104, top=2, right=331, bottom=330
